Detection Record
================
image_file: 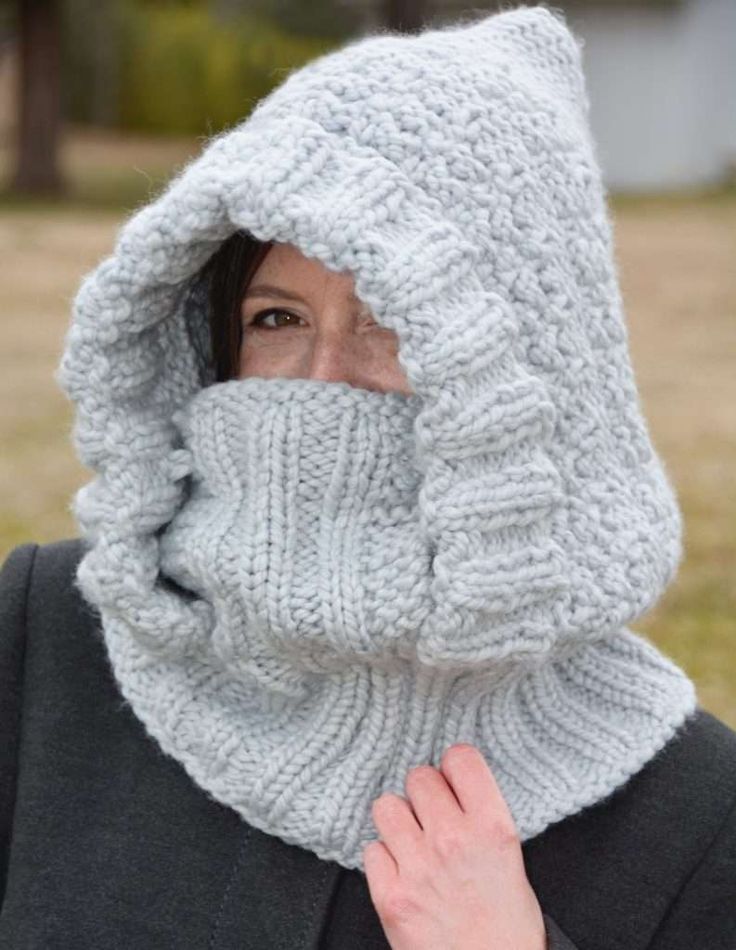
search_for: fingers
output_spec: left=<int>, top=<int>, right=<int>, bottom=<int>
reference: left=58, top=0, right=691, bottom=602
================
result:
left=404, top=764, right=463, bottom=837
left=370, top=791, right=424, bottom=868
left=439, top=744, right=518, bottom=839
left=366, top=743, right=518, bottom=881
left=362, top=838, right=398, bottom=907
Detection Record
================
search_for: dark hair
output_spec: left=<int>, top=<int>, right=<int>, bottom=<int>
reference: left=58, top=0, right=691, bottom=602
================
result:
left=195, top=230, right=274, bottom=383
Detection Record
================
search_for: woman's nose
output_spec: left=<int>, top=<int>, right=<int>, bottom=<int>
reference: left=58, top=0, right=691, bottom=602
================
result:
left=303, top=330, right=361, bottom=385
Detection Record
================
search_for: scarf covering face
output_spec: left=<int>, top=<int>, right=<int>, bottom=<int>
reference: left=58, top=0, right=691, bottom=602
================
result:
left=56, top=4, right=697, bottom=870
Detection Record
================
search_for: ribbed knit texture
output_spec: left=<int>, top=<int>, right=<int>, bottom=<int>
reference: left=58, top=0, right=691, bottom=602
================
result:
left=56, top=4, right=697, bottom=870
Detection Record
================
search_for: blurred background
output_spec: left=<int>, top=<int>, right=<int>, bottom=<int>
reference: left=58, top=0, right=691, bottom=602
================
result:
left=0, top=0, right=734, bottom=726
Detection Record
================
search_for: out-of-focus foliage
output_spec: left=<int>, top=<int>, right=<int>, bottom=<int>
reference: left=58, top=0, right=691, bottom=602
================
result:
left=214, top=0, right=365, bottom=39
left=62, top=0, right=343, bottom=136
left=118, top=4, right=335, bottom=135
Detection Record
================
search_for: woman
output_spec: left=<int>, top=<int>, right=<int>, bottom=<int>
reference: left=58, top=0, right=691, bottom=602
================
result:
left=2, top=5, right=735, bottom=948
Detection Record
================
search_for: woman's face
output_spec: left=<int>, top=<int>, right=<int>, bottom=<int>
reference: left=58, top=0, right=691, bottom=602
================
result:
left=238, top=242, right=412, bottom=394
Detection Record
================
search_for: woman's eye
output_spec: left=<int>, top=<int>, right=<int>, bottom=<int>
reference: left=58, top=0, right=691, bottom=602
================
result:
left=248, top=309, right=303, bottom=330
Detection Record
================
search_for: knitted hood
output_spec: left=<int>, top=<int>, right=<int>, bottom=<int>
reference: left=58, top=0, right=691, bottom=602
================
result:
left=56, top=3, right=697, bottom=870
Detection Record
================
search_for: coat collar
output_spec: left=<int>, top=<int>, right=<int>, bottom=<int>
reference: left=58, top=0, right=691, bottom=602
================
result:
left=207, top=820, right=342, bottom=949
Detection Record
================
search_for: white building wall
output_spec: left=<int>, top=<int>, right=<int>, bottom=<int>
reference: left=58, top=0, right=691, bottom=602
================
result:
left=559, top=0, right=736, bottom=191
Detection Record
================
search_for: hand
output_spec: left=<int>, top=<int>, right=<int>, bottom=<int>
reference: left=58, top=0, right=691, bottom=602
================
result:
left=363, top=743, right=547, bottom=950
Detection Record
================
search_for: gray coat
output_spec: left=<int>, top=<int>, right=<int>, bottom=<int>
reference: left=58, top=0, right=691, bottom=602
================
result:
left=1, top=538, right=735, bottom=949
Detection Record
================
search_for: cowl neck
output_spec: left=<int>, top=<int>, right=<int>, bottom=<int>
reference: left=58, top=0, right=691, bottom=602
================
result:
left=83, top=374, right=696, bottom=870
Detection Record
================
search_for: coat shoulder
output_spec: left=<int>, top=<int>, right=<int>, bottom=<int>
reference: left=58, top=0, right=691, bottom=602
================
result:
left=523, top=703, right=736, bottom=948
left=648, top=704, right=736, bottom=812
left=0, top=536, right=103, bottom=714
left=1, top=536, right=95, bottom=630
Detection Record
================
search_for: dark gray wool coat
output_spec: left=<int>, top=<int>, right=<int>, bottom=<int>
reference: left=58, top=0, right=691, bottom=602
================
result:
left=2, top=537, right=736, bottom=950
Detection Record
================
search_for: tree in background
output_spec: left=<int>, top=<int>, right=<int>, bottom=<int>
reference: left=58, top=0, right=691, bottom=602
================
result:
left=381, top=0, right=427, bottom=31
left=63, top=0, right=122, bottom=129
left=11, top=0, right=65, bottom=196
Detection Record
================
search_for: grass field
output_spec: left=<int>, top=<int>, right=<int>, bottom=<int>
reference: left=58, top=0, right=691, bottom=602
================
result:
left=1, top=128, right=734, bottom=728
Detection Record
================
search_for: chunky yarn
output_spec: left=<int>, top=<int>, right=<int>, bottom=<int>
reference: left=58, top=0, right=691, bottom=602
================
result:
left=56, top=4, right=697, bottom=871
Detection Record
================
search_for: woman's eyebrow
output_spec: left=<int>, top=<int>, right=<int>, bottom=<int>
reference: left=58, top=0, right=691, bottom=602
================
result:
left=244, top=283, right=304, bottom=301
left=244, top=282, right=361, bottom=306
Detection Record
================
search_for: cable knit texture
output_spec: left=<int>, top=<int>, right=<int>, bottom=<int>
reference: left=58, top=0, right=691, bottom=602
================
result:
left=56, top=3, right=697, bottom=870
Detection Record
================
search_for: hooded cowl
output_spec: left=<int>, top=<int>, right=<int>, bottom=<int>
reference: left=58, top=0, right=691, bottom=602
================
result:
left=55, top=3, right=697, bottom=872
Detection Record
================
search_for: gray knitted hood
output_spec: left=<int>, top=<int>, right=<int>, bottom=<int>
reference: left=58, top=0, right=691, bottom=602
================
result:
left=56, top=3, right=697, bottom=871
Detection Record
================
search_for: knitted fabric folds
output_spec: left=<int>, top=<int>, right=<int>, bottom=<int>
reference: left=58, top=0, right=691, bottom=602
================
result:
left=56, top=4, right=697, bottom=870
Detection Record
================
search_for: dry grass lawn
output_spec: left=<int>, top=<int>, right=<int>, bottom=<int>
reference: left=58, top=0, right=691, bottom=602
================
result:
left=1, top=130, right=734, bottom=727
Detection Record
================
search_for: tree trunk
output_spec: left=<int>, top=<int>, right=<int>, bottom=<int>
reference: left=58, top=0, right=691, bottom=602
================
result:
left=382, top=0, right=427, bottom=32
left=11, top=0, right=65, bottom=196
